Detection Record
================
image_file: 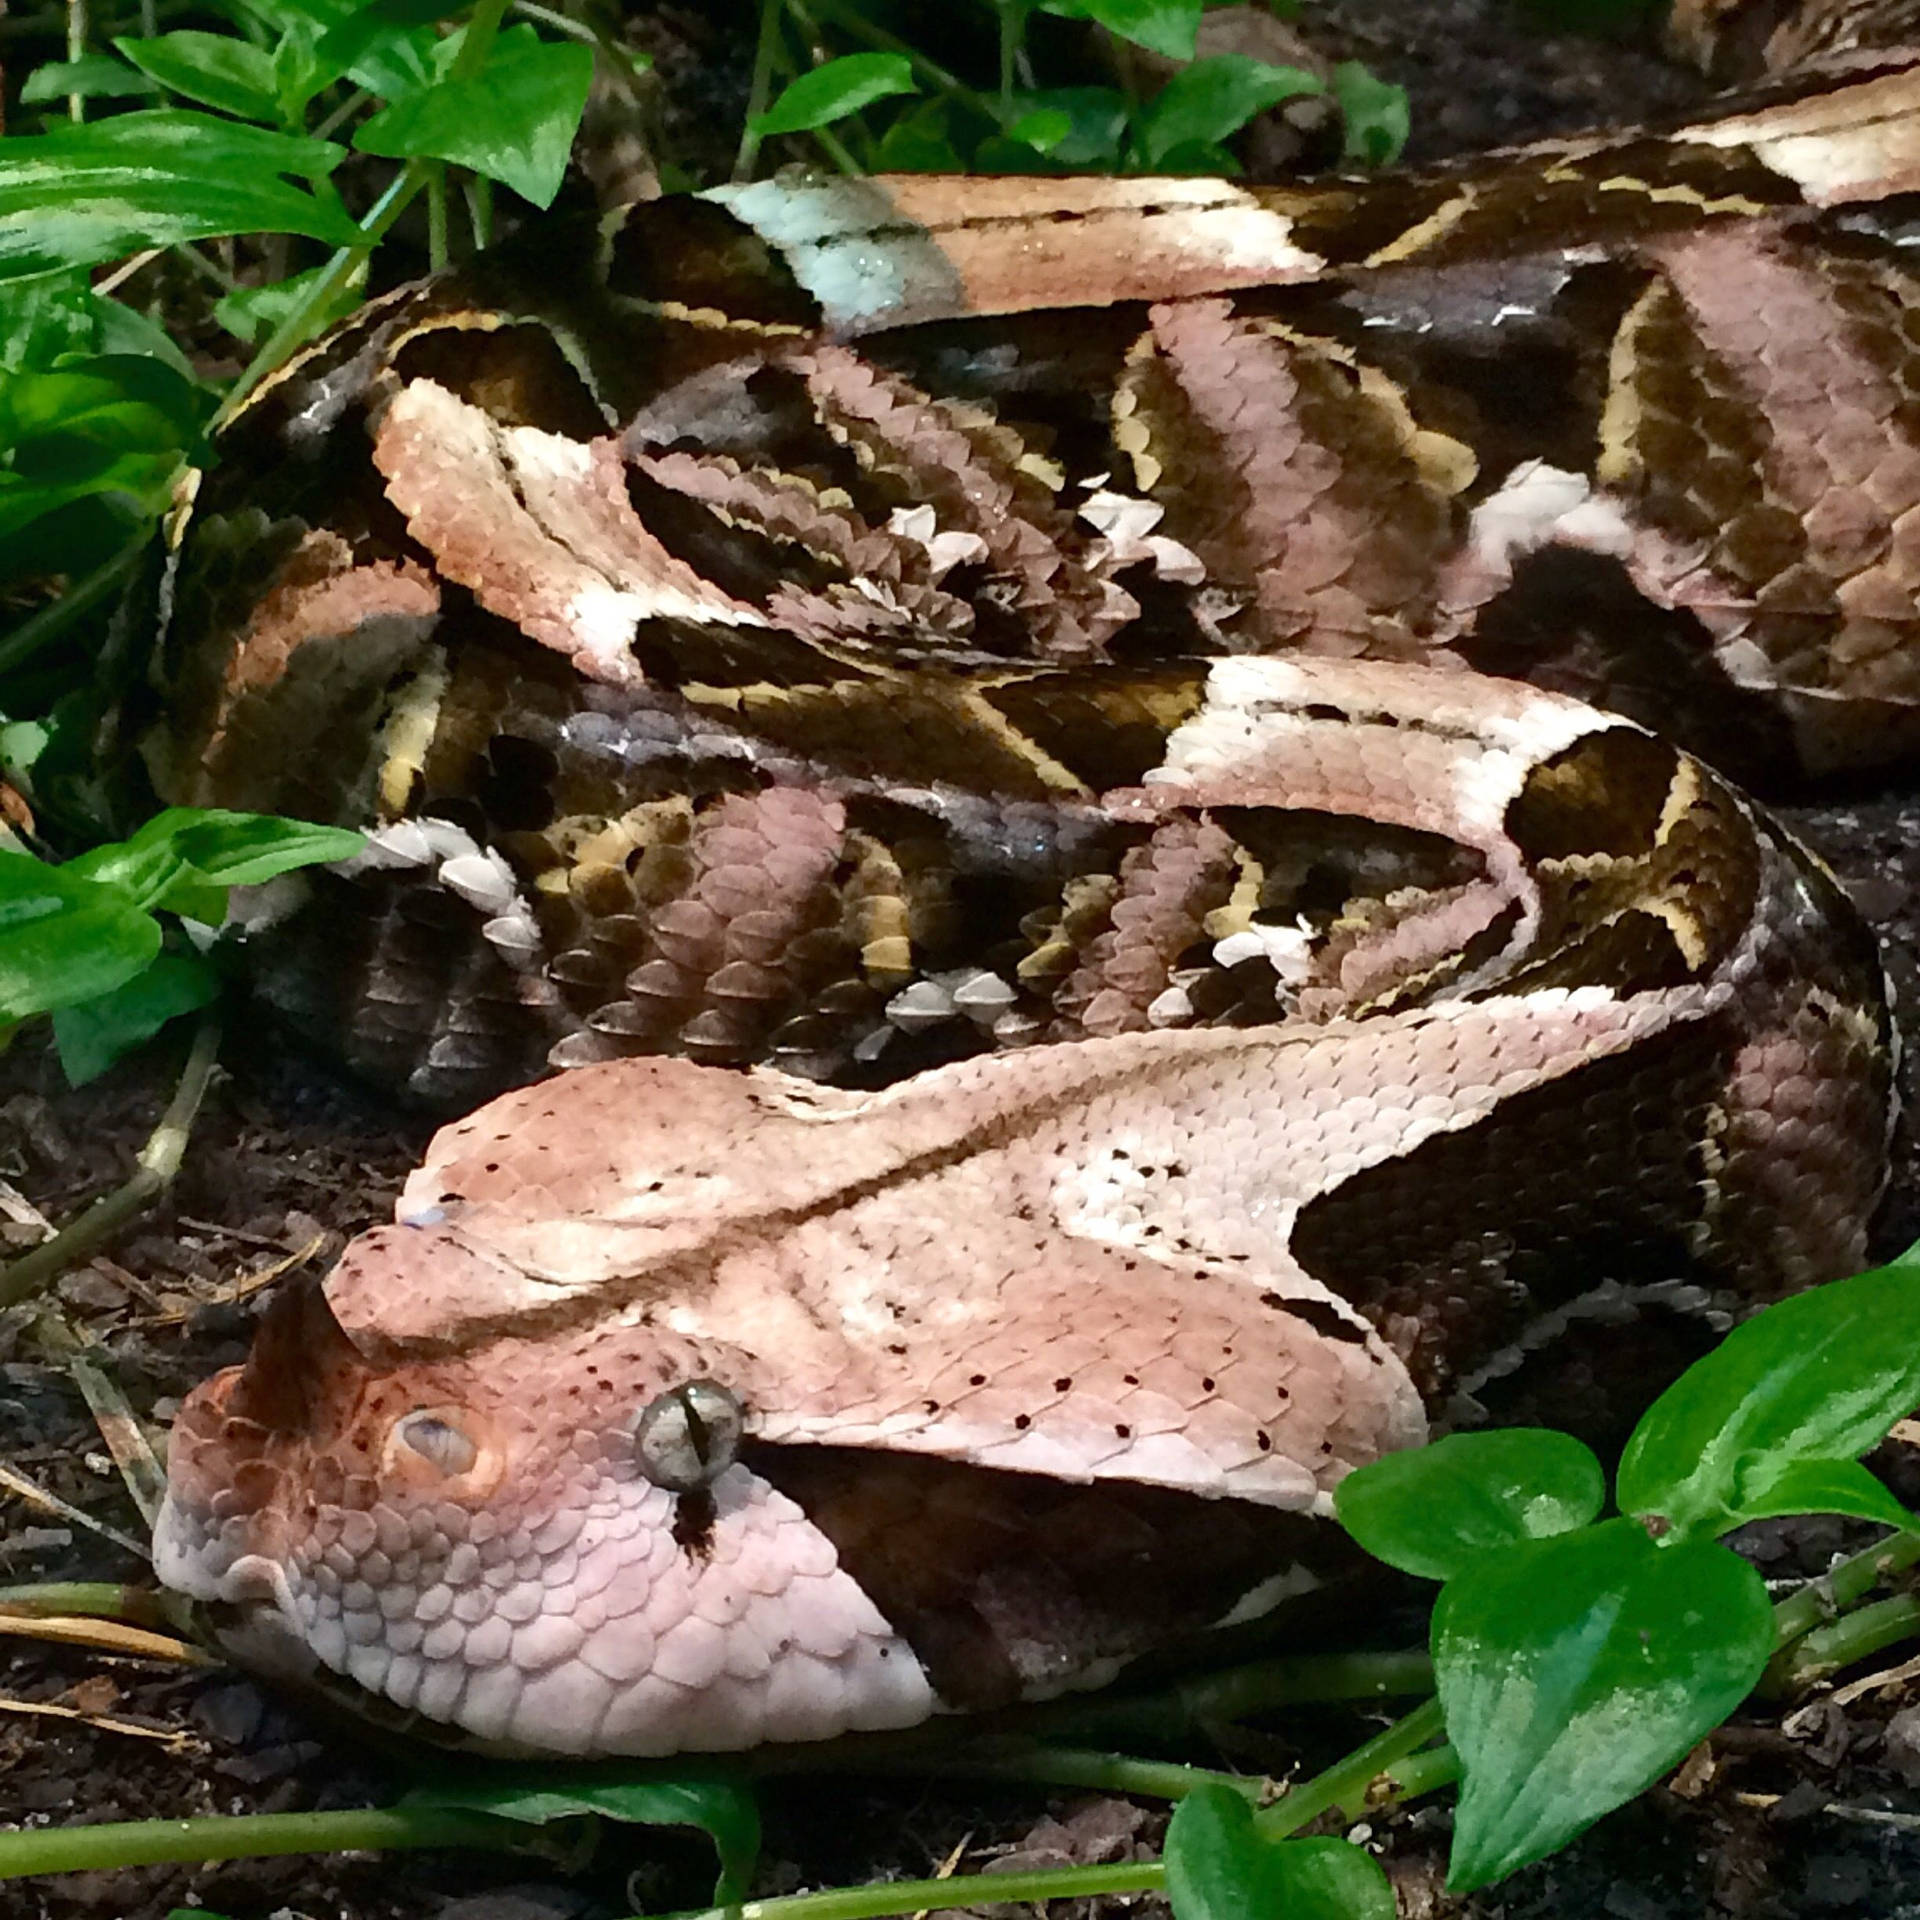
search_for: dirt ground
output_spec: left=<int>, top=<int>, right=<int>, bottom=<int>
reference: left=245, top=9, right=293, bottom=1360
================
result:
left=6, top=5, right=1920, bottom=1918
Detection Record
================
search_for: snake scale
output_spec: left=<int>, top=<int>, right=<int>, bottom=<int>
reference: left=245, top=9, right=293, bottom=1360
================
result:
left=150, top=42, right=1912, bottom=1756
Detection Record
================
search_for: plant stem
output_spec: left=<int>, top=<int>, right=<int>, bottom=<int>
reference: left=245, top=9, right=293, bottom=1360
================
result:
left=1770, top=1530, right=1920, bottom=1651
left=66, top=0, right=88, bottom=121
left=465, top=172, right=494, bottom=250
left=810, top=122, right=862, bottom=173
left=449, top=0, right=511, bottom=81
left=0, top=522, right=153, bottom=678
left=426, top=163, right=449, bottom=272
left=1381, top=1740, right=1461, bottom=1805
left=0, top=1805, right=545, bottom=1880
left=0, top=1014, right=221, bottom=1311
left=733, top=0, right=787, bottom=181
left=663, top=1859, right=1167, bottom=1920
left=1259, top=1695, right=1447, bottom=1834
left=217, top=166, right=415, bottom=423
left=310, top=84, right=371, bottom=144
left=0, top=1582, right=189, bottom=1631
left=927, top=1744, right=1269, bottom=1805
left=1769, top=1592, right=1920, bottom=1694
left=1035, top=1647, right=1433, bottom=1746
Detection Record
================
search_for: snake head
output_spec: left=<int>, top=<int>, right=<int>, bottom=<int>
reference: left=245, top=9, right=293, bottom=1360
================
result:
left=152, top=1241, right=938, bottom=1756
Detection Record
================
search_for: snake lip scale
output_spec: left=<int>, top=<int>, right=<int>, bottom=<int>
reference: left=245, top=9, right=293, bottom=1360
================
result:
left=150, top=54, right=1915, bottom=1756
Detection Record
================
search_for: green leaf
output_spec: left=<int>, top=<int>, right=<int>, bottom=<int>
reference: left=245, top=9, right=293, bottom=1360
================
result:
left=1616, top=1251, right=1920, bottom=1539
left=750, top=53, right=918, bottom=137
left=52, top=950, right=219, bottom=1086
left=19, top=55, right=162, bottom=105
left=0, top=355, right=208, bottom=542
left=159, top=808, right=364, bottom=886
left=64, top=835, right=192, bottom=917
left=354, top=25, right=593, bottom=208
left=215, top=263, right=365, bottom=348
left=1437, top=1519, right=1772, bottom=1891
left=0, top=721, right=49, bottom=781
left=115, top=33, right=281, bottom=123
left=1165, top=1786, right=1395, bottom=1920
left=1142, top=139, right=1241, bottom=176
left=1336, top=1429, right=1605, bottom=1583
left=0, top=112, right=356, bottom=281
left=65, top=807, right=361, bottom=916
left=407, top=1771, right=759, bottom=1908
left=1133, top=54, right=1323, bottom=167
left=309, top=0, right=447, bottom=102
left=1041, top=0, right=1203, bottom=61
left=1333, top=61, right=1409, bottom=167
left=0, top=851, right=159, bottom=1020
left=872, top=100, right=967, bottom=173
left=95, top=294, right=203, bottom=381
left=1006, top=107, right=1074, bottom=154
left=1723, top=1458, right=1916, bottom=1532
left=0, top=270, right=99, bottom=374
left=1006, top=87, right=1129, bottom=166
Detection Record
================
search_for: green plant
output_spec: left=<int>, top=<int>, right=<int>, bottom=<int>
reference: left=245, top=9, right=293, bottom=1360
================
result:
left=7, top=1245, right=1920, bottom=1909
left=738, top=0, right=1408, bottom=181
left=0, top=805, right=360, bottom=1081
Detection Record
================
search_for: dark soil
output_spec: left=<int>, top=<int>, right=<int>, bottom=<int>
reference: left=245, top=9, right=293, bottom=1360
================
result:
left=5, top=6, right=1920, bottom=1919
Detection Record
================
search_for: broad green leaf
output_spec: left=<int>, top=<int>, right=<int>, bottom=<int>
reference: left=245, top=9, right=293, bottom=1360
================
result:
left=1041, top=0, right=1202, bottom=61
left=53, top=950, right=220, bottom=1086
left=65, top=836, right=191, bottom=917
left=1006, top=87, right=1129, bottom=166
left=94, top=295, right=202, bottom=381
left=355, top=25, right=593, bottom=208
left=308, top=0, right=448, bottom=102
left=0, top=112, right=357, bottom=281
left=1333, top=61, right=1409, bottom=167
left=872, top=100, right=967, bottom=173
left=0, top=851, right=159, bottom=1019
left=1142, top=139, right=1241, bottom=176
left=273, top=21, right=327, bottom=120
left=215, top=263, right=364, bottom=348
left=0, top=270, right=98, bottom=374
left=1133, top=53, right=1322, bottom=167
left=407, top=1771, right=759, bottom=1908
left=750, top=53, right=918, bottom=137
left=1166, top=1786, right=1395, bottom=1920
left=19, top=55, right=162, bottom=105
left=1718, top=1458, right=1914, bottom=1533
left=65, top=808, right=361, bottom=916
left=159, top=808, right=364, bottom=887
left=116, top=33, right=281, bottom=123
left=1617, top=1251, right=1920, bottom=1539
left=1336, top=1429, right=1605, bottom=1583
left=1437, top=1519, right=1772, bottom=1891
left=1, top=354, right=205, bottom=446
left=1006, top=107, right=1074, bottom=154
left=0, top=355, right=206, bottom=543
left=0, top=493, right=145, bottom=593
left=0, top=722, right=49, bottom=780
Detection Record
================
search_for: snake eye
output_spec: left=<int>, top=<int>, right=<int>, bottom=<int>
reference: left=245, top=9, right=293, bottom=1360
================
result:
left=392, top=1411, right=479, bottom=1478
left=631, top=1380, right=743, bottom=1493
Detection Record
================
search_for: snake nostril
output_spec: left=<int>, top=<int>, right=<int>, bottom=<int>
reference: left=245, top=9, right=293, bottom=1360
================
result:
left=631, top=1379, right=744, bottom=1493
left=393, top=1411, right=480, bottom=1478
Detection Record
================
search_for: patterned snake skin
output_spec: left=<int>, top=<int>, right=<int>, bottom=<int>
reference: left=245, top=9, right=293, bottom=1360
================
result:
left=149, top=51, right=1912, bottom=1755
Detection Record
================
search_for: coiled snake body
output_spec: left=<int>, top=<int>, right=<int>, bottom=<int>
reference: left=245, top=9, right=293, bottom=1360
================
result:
left=152, top=51, right=1912, bottom=1754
